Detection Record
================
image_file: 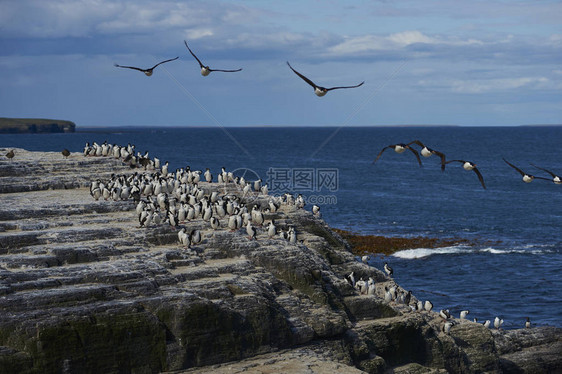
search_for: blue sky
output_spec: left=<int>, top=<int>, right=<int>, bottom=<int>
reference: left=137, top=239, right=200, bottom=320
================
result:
left=0, top=0, right=560, bottom=127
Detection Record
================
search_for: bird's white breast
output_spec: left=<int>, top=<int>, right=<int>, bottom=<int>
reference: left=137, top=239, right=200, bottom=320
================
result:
left=201, top=68, right=210, bottom=76
left=394, top=146, right=406, bottom=153
left=523, top=175, right=533, bottom=183
left=463, top=162, right=474, bottom=170
left=421, top=148, right=432, bottom=157
left=314, top=88, right=327, bottom=97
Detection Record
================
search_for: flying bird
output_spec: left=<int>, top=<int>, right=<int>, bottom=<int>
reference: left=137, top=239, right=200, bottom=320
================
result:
left=114, top=57, right=179, bottom=76
left=445, top=160, right=486, bottom=189
left=408, top=140, right=447, bottom=171
left=503, top=158, right=550, bottom=183
left=530, top=164, right=561, bottom=184
left=184, top=41, right=242, bottom=76
left=286, top=61, right=364, bottom=97
left=373, top=144, right=422, bottom=167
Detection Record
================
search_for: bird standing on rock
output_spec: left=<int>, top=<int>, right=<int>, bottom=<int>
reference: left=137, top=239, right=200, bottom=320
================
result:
left=494, top=317, right=504, bottom=330
left=443, top=321, right=453, bottom=334
left=5, top=149, right=14, bottom=160
left=246, top=221, right=257, bottom=240
left=62, top=149, right=70, bottom=159
left=384, top=262, right=394, bottom=277
left=439, top=309, right=451, bottom=320
left=267, top=220, right=276, bottom=239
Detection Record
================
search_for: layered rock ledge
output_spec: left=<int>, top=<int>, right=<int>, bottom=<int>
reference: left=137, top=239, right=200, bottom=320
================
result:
left=0, top=148, right=560, bottom=374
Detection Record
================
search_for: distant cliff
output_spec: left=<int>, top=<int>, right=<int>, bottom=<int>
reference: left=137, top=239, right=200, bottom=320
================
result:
left=0, top=118, right=75, bottom=133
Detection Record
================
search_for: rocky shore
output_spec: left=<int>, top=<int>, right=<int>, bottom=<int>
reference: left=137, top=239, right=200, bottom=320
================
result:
left=0, top=148, right=560, bottom=374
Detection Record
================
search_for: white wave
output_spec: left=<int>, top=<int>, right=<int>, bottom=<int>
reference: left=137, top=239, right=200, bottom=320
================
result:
left=392, top=245, right=471, bottom=259
left=480, top=247, right=506, bottom=254
left=393, top=245, right=556, bottom=259
left=480, top=247, right=555, bottom=255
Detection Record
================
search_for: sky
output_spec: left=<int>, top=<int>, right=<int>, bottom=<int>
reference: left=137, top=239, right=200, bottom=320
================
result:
left=0, top=0, right=561, bottom=127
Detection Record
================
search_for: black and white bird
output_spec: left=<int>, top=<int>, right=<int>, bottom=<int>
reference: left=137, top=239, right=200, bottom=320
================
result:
left=494, top=316, right=504, bottom=330
left=404, top=290, right=412, bottom=306
left=373, top=144, right=422, bottom=167
left=439, top=309, right=451, bottom=320
left=246, top=221, right=257, bottom=240
left=408, top=140, right=446, bottom=171
left=525, top=317, right=532, bottom=329
left=312, top=205, right=321, bottom=217
left=287, top=61, right=364, bottom=97
left=384, top=262, right=394, bottom=277
left=530, top=164, right=561, bottom=184
left=114, top=57, right=179, bottom=76
left=267, top=220, right=276, bottom=239
left=184, top=41, right=242, bottom=76
left=346, top=271, right=356, bottom=287
left=460, top=310, right=470, bottom=319
left=445, top=160, right=486, bottom=189
left=503, top=158, right=550, bottom=183
left=424, top=300, right=433, bottom=312
left=443, top=321, right=453, bottom=334
left=190, top=229, right=201, bottom=245
left=210, top=217, right=220, bottom=230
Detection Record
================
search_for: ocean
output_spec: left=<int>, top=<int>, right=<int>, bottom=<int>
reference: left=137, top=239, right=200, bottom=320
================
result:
left=2, top=125, right=561, bottom=329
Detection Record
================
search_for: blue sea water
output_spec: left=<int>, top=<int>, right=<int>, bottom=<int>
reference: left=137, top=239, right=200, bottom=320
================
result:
left=2, top=126, right=561, bottom=329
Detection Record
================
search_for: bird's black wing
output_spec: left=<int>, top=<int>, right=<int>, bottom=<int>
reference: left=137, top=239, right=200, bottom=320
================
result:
left=445, top=159, right=464, bottom=165
left=325, top=81, right=365, bottom=91
left=433, top=150, right=447, bottom=171
left=373, top=145, right=393, bottom=164
left=150, top=56, right=179, bottom=70
left=406, top=145, right=422, bottom=167
left=530, top=163, right=557, bottom=178
left=407, top=140, right=426, bottom=148
left=287, top=61, right=318, bottom=89
left=114, top=64, right=146, bottom=72
left=503, top=158, right=525, bottom=176
left=472, top=167, right=486, bottom=189
left=208, top=68, right=243, bottom=73
left=184, top=41, right=205, bottom=68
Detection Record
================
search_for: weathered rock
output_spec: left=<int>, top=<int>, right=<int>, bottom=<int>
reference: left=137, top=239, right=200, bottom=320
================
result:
left=0, top=150, right=560, bottom=374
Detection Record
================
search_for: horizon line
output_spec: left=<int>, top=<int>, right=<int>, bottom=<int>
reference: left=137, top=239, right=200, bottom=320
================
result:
left=75, top=123, right=562, bottom=129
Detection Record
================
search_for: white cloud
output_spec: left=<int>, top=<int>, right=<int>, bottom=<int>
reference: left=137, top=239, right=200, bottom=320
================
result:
left=328, top=30, right=484, bottom=55
left=0, top=0, right=260, bottom=38
left=451, top=77, right=549, bottom=94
